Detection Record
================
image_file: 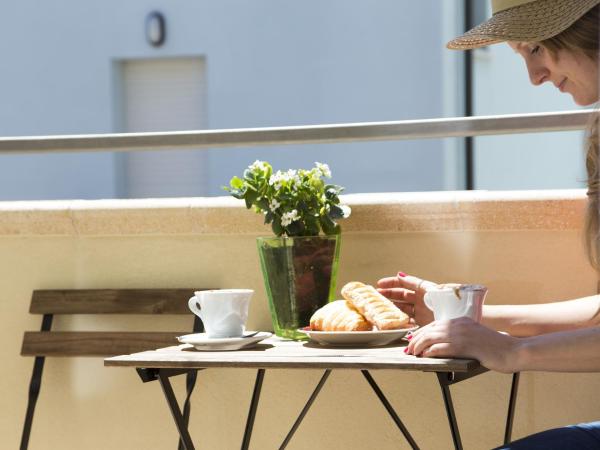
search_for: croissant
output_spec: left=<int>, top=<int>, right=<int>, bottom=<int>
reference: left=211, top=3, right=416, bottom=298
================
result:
left=341, top=281, right=410, bottom=330
left=310, top=300, right=372, bottom=332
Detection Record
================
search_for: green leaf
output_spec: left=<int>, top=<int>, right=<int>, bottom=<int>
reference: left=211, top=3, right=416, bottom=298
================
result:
left=328, top=204, right=345, bottom=219
left=256, top=197, right=269, bottom=211
left=324, top=185, right=340, bottom=200
left=264, top=211, right=274, bottom=224
left=297, top=200, right=308, bottom=213
left=271, top=217, right=283, bottom=236
left=244, top=189, right=259, bottom=209
left=286, top=220, right=304, bottom=236
left=304, top=215, right=320, bottom=236
left=319, top=215, right=336, bottom=235
left=229, top=176, right=244, bottom=189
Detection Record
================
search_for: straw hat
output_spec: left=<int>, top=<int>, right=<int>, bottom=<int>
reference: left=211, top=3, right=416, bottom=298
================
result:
left=447, top=0, right=600, bottom=50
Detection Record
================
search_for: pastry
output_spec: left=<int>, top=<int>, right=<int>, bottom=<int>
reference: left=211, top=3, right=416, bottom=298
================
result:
left=341, top=281, right=410, bottom=330
left=310, top=300, right=372, bottom=332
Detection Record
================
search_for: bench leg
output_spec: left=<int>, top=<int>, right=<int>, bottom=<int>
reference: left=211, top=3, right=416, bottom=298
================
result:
left=504, top=372, right=520, bottom=445
left=20, top=313, right=53, bottom=450
left=20, top=356, right=46, bottom=450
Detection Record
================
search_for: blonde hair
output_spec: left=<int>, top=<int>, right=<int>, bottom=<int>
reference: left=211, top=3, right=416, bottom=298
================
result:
left=584, top=114, right=600, bottom=271
left=541, top=6, right=600, bottom=270
left=542, top=5, right=599, bottom=60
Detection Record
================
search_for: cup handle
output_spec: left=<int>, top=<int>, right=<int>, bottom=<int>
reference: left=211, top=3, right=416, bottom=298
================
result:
left=188, top=296, right=202, bottom=317
left=423, top=292, right=434, bottom=312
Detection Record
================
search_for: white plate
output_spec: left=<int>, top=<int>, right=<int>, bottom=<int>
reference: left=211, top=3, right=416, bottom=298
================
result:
left=176, top=331, right=272, bottom=351
left=298, top=327, right=418, bottom=347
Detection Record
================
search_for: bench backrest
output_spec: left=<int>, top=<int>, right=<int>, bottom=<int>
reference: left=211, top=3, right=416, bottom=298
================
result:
left=21, top=289, right=202, bottom=357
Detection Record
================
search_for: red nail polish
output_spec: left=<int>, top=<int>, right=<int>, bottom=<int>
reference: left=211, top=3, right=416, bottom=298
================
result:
left=398, top=271, right=407, bottom=277
left=403, top=347, right=409, bottom=353
left=406, top=334, right=413, bottom=341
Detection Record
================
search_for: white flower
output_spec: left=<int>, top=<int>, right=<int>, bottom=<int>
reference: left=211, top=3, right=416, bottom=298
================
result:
left=269, top=199, right=281, bottom=212
left=249, top=160, right=268, bottom=172
left=281, top=209, right=300, bottom=227
left=340, top=205, right=352, bottom=218
left=269, top=170, right=301, bottom=191
left=286, top=170, right=302, bottom=189
left=269, top=172, right=284, bottom=190
left=315, top=162, right=331, bottom=178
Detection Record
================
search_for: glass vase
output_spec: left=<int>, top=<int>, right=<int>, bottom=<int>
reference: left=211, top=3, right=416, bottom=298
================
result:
left=257, top=235, right=341, bottom=340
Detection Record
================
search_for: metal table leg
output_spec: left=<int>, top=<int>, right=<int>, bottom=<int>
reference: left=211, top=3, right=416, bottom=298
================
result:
left=178, top=316, right=205, bottom=450
left=437, top=372, right=463, bottom=450
left=241, top=369, right=265, bottom=450
left=436, top=368, right=520, bottom=449
left=362, top=370, right=420, bottom=450
left=157, top=370, right=196, bottom=450
left=504, top=372, right=520, bottom=444
left=279, top=369, right=332, bottom=450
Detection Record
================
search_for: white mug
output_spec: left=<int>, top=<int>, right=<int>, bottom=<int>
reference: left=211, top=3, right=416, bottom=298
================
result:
left=423, top=284, right=487, bottom=322
left=188, top=289, right=253, bottom=338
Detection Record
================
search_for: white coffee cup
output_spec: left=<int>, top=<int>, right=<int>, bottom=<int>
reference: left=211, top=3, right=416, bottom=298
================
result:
left=423, top=284, right=487, bottom=322
left=188, top=289, right=253, bottom=338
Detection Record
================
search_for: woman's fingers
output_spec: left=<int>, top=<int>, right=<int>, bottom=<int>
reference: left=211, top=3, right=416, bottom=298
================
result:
left=378, top=272, right=437, bottom=294
left=408, top=321, right=432, bottom=338
left=377, top=287, right=417, bottom=302
left=408, top=332, right=440, bottom=356
left=377, top=272, right=437, bottom=327
left=376, top=275, right=402, bottom=289
left=420, top=343, right=454, bottom=358
left=404, top=276, right=437, bottom=294
left=394, top=301, right=416, bottom=318
left=406, top=321, right=451, bottom=355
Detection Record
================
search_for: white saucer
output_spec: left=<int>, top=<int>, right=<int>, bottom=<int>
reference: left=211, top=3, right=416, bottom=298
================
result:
left=176, top=331, right=272, bottom=351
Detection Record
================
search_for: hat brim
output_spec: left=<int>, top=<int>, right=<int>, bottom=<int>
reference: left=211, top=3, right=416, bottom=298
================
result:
left=447, top=0, right=600, bottom=50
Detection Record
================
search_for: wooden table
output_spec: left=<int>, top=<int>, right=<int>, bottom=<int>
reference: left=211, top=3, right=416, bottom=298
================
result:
left=105, top=337, right=520, bottom=450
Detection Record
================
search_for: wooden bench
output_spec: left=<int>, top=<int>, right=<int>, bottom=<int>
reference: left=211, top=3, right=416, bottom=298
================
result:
left=20, top=288, right=204, bottom=450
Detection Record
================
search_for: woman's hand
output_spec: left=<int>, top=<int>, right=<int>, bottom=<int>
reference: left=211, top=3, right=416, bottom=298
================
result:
left=377, top=272, right=437, bottom=326
left=406, top=317, right=521, bottom=374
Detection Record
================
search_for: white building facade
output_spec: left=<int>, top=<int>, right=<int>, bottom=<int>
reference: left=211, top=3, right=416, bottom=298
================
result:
left=0, top=1, right=584, bottom=200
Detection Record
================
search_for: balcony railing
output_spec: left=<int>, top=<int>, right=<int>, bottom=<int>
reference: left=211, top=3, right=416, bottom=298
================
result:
left=0, top=110, right=592, bottom=154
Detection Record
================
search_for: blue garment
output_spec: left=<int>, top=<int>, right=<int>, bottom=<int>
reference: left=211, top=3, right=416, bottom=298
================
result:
left=494, top=422, right=600, bottom=449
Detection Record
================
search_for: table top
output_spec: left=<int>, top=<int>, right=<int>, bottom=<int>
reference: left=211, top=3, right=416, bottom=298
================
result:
left=104, top=336, right=480, bottom=372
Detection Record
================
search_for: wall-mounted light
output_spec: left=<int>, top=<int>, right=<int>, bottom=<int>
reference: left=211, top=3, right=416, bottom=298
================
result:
left=146, top=11, right=166, bottom=47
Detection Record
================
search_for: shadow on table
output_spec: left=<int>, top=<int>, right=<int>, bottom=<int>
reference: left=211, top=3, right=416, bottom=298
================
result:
left=300, top=341, right=408, bottom=350
left=181, top=343, right=276, bottom=352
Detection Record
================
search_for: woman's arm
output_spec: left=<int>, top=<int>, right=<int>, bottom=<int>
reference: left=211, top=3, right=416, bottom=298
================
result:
left=407, top=318, right=600, bottom=373
left=516, top=326, right=600, bottom=372
left=377, top=272, right=600, bottom=336
left=482, top=295, right=600, bottom=336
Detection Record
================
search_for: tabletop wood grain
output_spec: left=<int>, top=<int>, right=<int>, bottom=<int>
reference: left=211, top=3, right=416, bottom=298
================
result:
left=104, top=337, right=480, bottom=372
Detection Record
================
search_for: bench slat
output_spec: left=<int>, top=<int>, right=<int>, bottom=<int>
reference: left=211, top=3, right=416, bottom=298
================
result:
left=30, top=289, right=200, bottom=314
left=21, top=331, right=186, bottom=357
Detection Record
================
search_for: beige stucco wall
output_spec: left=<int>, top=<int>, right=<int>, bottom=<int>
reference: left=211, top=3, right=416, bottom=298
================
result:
left=2, top=190, right=599, bottom=449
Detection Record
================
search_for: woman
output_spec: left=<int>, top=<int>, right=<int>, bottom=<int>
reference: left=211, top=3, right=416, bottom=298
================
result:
left=378, top=0, right=600, bottom=448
